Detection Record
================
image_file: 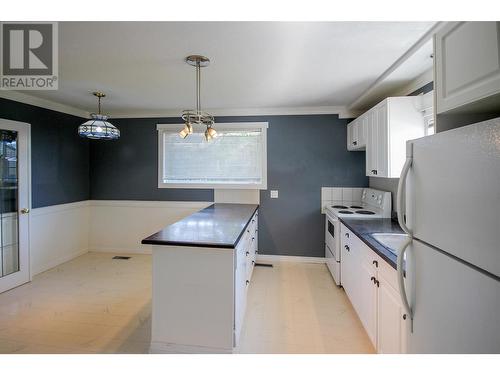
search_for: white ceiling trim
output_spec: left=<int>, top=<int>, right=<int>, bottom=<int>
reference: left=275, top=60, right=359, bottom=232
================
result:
left=110, top=106, right=359, bottom=119
left=348, top=22, right=444, bottom=110
left=391, top=68, right=433, bottom=97
left=0, top=90, right=90, bottom=118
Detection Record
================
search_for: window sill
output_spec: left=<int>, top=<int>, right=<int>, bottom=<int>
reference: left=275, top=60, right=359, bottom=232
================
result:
left=158, top=182, right=267, bottom=190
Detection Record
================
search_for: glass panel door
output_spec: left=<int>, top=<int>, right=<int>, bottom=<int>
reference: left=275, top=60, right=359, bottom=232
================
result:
left=0, top=130, right=19, bottom=278
left=0, top=119, right=29, bottom=294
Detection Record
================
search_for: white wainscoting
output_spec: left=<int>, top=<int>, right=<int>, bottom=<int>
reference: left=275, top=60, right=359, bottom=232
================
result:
left=30, top=201, right=90, bottom=276
left=88, top=200, right=212, bottom=255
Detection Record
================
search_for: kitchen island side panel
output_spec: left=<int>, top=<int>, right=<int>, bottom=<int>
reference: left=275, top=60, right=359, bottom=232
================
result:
left=151, top=245, right=235, bottom=353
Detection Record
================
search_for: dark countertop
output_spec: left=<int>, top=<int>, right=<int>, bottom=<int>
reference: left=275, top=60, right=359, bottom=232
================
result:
left=338, top=218, right=404, bottom=269
left=141, top=203, right=259, bottom=249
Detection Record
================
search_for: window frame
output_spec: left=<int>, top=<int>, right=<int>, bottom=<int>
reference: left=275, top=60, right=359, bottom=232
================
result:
left=157, top=122, right=268, bottom=190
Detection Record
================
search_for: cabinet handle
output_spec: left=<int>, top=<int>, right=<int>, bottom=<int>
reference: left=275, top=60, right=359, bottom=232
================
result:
left=353, top=141, right=357, bottom=145
left=246, top=251, right=249, bottom=256
left=371, top=169, right=378, bottom=175
left=402, top=314, right=407, bottom=320
left=372, top=260, right=378, bottom=268
left=252, top=219, right=255, bottom=223
left=345, top=232, right=349, bottom=238
left=252, top=261, right=255, bottom=265
left=370, top=276, right=376, bottom=283
left=246, top=280, right=249, bottom=285
left=252, top=237, right=255, bottom=241
left=344, top=245, right=350, bottom=252
left=375, top=279, right=380, bottom=288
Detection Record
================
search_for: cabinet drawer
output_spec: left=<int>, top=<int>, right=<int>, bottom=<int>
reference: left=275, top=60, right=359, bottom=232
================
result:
left=378, top=257, right=399, bottom=292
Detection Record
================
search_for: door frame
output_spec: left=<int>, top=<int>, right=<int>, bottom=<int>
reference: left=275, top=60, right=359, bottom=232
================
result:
left=0, top=118, right=31, bottom=293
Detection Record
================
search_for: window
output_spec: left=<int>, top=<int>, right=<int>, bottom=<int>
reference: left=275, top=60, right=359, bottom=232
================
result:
left=157, top=122, right=268, bottom=189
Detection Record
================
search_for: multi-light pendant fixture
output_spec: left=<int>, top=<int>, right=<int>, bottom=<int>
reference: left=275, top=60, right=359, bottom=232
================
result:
left=180, top=55, right=217, bottom=141
left=78, top=92, right=120, bottom=140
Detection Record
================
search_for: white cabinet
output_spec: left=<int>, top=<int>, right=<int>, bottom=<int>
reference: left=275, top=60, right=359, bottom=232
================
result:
left=377, top=271, right=409, bottom=354
left=340, top=223, right=408, bottom=353
left=234, top=210, right=258, bottom=345
left=347, top=115, right=366, bottom=151
left=365, top=97, right=425, bottom=178
left=435, top=22, right=500, bottom=114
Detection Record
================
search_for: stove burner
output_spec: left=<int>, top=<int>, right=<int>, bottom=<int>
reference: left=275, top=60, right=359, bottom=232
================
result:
left=356, top=210, right=375, bottom=215
left=332, top=205, right=348, bottom=209
left=350, top=205, right=363, bottom=209
left=338, top=210, right=354, bottom=214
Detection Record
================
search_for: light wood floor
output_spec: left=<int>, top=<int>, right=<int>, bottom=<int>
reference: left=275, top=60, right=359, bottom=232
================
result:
left=0, top=252, right=374, bottom=354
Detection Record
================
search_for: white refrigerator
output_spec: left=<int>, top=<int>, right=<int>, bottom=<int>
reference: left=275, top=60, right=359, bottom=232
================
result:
left=397, top=117, right=500, bottom=353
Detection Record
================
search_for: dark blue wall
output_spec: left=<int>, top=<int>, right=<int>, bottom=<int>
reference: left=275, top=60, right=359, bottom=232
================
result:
left=89, top=117, right=213, bottom=201
left=90, top=114, right=368, bottom=257
left=0, top=97, right=90, bottom=208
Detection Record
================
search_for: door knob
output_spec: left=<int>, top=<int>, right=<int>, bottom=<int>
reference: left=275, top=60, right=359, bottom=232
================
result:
left=20, top=208, right=30, bottom=214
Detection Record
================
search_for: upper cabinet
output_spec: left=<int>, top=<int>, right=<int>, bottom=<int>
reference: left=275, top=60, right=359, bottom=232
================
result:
left=347, top=115, right=367, bottom=151
left=435, top=22, right=500, bottom=114
left=364, top=97, right=425, bottom=178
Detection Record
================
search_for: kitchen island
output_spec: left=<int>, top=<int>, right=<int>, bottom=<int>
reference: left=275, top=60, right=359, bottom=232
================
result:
left=142, top=203, right=259, bottom=354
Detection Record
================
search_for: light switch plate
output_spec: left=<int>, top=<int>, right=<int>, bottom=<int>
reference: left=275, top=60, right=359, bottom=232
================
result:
left=270, top=190, right=279, bottom=199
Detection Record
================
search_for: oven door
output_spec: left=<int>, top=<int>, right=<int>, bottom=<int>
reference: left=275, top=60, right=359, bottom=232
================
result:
left=325, top=214, right=341, bottom=285
left=325, top=213, right=337, bottom=252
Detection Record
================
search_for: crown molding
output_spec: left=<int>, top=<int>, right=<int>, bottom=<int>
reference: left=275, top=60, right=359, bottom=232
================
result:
left=349, top=22, right=444, bottom=111
left=110, top=106, right=358, bottom=119
left=0, top=91, right=90, bottom=118
left=0, top=91, right=358, bottom=120
left=390, top=68, right=433, bottom=97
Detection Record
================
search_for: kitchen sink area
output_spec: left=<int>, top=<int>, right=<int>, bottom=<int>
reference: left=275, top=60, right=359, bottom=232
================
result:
left=370, top=233, right=410, bottom=255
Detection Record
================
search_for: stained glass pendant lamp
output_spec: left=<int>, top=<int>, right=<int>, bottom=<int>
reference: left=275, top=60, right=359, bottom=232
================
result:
left=78, top=92, right=120, bottom=140
left=180, top=55, right=217, bottom=141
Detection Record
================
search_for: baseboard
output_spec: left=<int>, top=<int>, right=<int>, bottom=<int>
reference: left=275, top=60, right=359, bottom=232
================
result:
left=149, top=341, right=233, bottom=354
left=34, top=248, right=89, bottom=276
left=256, top=254, right=326, bottom=264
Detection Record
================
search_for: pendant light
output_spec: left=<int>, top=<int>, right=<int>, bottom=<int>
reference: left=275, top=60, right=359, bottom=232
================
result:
left=78, top=92, right=120, bottom=140
left=180, top=55, right=217, bottom=141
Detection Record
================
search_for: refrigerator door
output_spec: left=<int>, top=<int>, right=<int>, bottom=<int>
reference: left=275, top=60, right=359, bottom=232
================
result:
left=406, top=239, right=500, bottom=353
left=405, top=117, right=500, bottom=277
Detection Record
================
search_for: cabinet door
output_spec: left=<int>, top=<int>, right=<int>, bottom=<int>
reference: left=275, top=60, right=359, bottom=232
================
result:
left=366, top=109, right=377, bottom=176
left=347, top=122, right=353, bottom=150
left=357, top=259, right=378, bottom=347
left=377, top=273, right=408, bottom=354
left=234, top=242, right=247, bottom=344
left=359, top=115, right=368, bottom=148
left=375, top=103, right=388, bottom=177
left=436, top=22, right=500, bottom=114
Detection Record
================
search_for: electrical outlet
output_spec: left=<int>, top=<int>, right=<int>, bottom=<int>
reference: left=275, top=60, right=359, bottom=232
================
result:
left=270, top=190, right=279, bottom=199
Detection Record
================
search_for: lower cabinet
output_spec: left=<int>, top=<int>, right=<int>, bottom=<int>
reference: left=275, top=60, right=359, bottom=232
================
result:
left=377, top=271, right=409, bottom=353
left=340, top=223, right=408, bottom=353
left=234, top=210, right=258, bottom=345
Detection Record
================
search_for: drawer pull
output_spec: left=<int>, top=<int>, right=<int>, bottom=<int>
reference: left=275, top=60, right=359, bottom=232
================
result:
left=344, top=245, right=350, bottom=252
left=370, top=276, right=376, bottom=283
left=246, top=280, right=249, bottom=285
left=402, top=314, right=407, bottom=320
left=246, top=251, right=249, bottom=256
left=372, top=260, right=378, bottom=268
left=345, top=232, right=349, bottom=238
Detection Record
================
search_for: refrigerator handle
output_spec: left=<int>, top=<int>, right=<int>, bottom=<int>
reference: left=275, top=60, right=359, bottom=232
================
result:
left=397, top=154, right=413, bottom=236
left=397, top=237, right=414, bottom=331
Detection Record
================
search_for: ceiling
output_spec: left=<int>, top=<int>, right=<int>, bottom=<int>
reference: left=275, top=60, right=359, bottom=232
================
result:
left=19, top=22, right=436, bottom=117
